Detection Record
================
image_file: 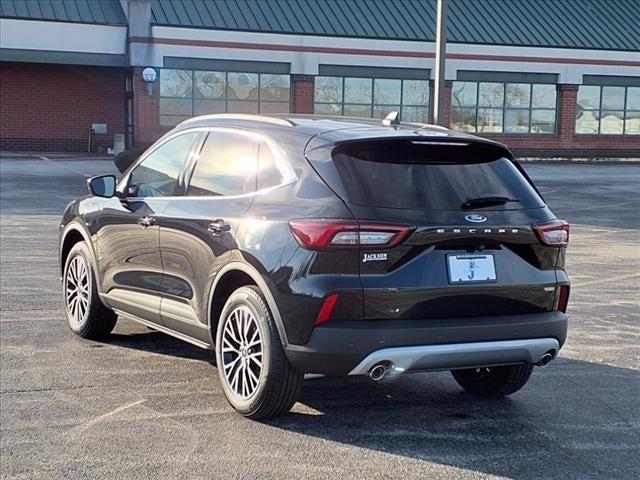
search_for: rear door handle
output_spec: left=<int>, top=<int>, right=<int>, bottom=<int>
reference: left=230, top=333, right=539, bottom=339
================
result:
left=137, top=216, right=156, bottom=228
left=208, top=219, right=231, bottom=235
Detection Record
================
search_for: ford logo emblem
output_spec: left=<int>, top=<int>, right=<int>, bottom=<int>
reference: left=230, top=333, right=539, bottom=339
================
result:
left=465, top=214, right=488, bottom=223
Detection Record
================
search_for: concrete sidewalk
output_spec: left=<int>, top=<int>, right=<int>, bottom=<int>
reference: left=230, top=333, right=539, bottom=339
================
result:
left=0, top=151, right=115, bottom=161
left=520, top=156, right=640, bottom=164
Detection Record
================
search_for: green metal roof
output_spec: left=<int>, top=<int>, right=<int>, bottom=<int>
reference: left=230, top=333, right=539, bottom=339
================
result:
left=0, top=0, right=127, bottom=25
left=151, top=0, right=640, bottom=52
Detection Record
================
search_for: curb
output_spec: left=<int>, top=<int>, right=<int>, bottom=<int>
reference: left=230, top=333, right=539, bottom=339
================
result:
left=0, top=152, right=114, bottom=161
left=519, top=157, right=640, bottom=164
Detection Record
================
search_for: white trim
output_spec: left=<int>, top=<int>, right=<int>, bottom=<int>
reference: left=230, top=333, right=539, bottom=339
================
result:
left=137, top=26, right=640, bottom=83
left=0, top=18, right=127, bottom=55
left=2, top=19, right=637, bottom=84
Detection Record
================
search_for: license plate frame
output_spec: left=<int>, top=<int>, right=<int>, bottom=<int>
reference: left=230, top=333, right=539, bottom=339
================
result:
left=447, top=254, right=497, bottom=284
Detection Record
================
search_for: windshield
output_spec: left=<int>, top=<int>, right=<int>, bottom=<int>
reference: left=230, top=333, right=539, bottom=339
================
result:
left=325, top=140, right=545, bottom=211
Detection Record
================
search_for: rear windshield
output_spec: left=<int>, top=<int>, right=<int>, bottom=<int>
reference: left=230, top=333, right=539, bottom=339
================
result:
left=325, top=140, right=544, bottom=210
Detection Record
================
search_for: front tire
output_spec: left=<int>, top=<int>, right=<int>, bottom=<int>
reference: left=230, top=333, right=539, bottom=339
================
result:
left=451, top=364, right=534, bottom=397
left=215, top=286, right=302, bottom=419
left=63, top=242, right=117, bottom=339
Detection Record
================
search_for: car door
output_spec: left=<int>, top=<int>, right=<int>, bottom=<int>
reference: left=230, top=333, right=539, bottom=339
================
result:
left=158, top=129, right=259, bottom=344
left=97, top=130, right=201, bottom=324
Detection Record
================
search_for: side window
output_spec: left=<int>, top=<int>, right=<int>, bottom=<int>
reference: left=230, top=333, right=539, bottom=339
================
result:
left=128, top=132, right=199, bottom=197
left=258, top=141, right=285, bottom=190
left=188, top=131, right=258, bottom=197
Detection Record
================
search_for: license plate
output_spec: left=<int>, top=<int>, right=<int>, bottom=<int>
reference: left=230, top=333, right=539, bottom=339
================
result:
left=447, top=254, right=497, bottom=284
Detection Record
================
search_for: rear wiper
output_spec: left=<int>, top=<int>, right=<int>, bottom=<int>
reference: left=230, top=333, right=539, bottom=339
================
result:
left=462, top=195, right=520, bottom=209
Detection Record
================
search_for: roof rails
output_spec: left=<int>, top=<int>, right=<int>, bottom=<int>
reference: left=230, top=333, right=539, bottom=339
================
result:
left=382, top=111, right=400, bottom=126
left=379, top=111, right=450, bottom=132
left=178, top=113, right=295, bottom=128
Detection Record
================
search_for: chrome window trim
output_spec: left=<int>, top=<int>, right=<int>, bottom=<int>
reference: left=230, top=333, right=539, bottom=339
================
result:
left=179, top=114, right=294, bottom=127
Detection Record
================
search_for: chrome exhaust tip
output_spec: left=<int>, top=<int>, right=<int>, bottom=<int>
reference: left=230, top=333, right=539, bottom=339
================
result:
left=368, top=362, right=393, bottom=381
left=537, top=351, right=555, bottom=367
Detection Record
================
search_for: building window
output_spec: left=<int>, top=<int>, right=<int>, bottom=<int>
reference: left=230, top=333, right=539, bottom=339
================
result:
left=159, top=69, right=290, bottom=126
left=451, top=81, right=557, bottom=134
left=576, top=85, right=640, bottom=135
left=314, top=76, right=430, bottom=123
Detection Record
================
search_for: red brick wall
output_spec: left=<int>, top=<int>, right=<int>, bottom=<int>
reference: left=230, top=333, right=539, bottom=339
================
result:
left=291, top=75, right=315, bottom=114
left=0, top=62, right=126, bottom=152
left=441, top=80, right=452, bottom=127
left=445, top=83, right=640, bottom=157
left=131, top=67, right=169, bottom=146
left=4, top=62, right=633, bottom=157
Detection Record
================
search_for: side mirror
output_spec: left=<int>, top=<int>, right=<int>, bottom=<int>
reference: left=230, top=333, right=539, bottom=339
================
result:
left=87, top=175, right=116, bottom=198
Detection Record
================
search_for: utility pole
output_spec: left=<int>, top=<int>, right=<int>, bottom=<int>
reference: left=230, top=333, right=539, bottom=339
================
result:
left=433, top=0, right=447, bottom=125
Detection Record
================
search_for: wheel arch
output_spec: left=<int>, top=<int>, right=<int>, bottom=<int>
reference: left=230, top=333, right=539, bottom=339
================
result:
left=59, top=222, right=102, bottom=293
left=208, top=262, right=288, bottom=347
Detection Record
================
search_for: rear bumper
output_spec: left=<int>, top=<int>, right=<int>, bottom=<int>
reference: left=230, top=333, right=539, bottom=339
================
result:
left=285, top=311, right=567, bottom=376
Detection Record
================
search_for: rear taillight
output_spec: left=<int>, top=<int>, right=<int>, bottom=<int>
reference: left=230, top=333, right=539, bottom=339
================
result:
left=533, top=219, right=570, bottom=246
left=555, top=285, right=570, bottom=313
left=289, top=220, right=414, bottom=250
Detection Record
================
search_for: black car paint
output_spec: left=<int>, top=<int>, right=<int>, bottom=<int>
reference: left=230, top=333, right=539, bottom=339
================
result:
left=59, top=115, right=569, bottom=375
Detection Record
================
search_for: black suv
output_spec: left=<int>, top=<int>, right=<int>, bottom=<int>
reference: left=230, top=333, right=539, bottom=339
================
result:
left=59, top=114, right=570, bottom=419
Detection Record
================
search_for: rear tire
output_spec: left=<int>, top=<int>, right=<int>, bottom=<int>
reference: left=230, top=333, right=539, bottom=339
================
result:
left=451, top=364, right=533, bottom=397
left=215, top=286, right=302, bottom=419
left=63, top=242, right=117, bottom=339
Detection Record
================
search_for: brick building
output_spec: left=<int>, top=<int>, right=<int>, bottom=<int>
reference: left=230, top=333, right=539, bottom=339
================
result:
left=1, top=0, right=638, bottom=156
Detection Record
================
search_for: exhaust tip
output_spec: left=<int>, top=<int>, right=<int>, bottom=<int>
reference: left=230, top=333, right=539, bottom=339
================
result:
left=537, top=350, right=555, bottom=367
left=368, top=362, right=393, bottom=381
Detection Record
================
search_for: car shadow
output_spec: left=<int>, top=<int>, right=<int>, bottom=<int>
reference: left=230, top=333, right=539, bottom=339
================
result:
left=104, top=331, right=214, bottom=363
left=97, top=326, right=639, bottom=478
left=265, top=359, right=639, bottom=479
left=96, top=325, right=640, bottom=477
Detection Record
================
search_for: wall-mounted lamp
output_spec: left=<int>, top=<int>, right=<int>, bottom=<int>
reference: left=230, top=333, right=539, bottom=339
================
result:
left=142, top=67, right=157, bottom=96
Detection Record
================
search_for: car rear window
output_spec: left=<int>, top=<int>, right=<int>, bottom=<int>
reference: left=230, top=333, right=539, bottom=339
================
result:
left=323, top=140, right=544, bottom=210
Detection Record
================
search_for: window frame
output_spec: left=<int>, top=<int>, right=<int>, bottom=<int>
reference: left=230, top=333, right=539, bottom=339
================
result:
left=451, top=81, right=558, bottom=135
left=576, top=85, right=640, bottom=136
left=314, top=76, right=431, bottom=122
left=182, top=127, right=297, bottom=200
left=185, top=128, right=260, bottom=198
left=119, top=130, right=204, bottom=199
left=159, top=69, right=292, bottom=127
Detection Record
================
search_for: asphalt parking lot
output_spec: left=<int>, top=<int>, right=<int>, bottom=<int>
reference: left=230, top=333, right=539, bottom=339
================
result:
left=1, top=154, right=638, bottom=479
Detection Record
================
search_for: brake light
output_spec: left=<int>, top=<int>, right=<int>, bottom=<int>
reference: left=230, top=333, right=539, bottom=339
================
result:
left=533, top=219, right=570, bottom=246
left=556, top=285, right=570, bottom=313
left=315, top=293, right=339, bottom=326
left=289, top=220, right=414, bottom=250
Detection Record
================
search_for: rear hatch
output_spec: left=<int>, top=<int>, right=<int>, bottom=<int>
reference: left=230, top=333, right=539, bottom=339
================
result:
left=306, top=135, right=563, bottom=320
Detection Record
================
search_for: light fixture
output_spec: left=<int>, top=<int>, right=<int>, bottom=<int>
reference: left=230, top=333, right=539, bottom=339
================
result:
left=142, top=67, right=157, bottom=95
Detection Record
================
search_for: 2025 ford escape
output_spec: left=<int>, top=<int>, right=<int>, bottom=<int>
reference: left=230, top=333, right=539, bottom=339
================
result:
left=59, top=114, right=570, bottom=419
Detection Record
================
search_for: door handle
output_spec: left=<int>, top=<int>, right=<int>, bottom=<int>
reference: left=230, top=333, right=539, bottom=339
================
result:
left=208, top=219, right=231, bottom=235
left=137, top=216, right=156, bottom=228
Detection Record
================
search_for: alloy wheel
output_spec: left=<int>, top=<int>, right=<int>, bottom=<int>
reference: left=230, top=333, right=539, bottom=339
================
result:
left=65, top=255, right=90, bottom=328
left=221, top=305, right=263, bottom=399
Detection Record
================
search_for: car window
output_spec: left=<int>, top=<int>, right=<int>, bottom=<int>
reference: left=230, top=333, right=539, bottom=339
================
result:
left=128, top=132, right=199, bottom=197
left=187, top=130, right=258, bottom=197
left=258, top=141, right=284, bottom=190
left=310, top=140, right=545, bottom=211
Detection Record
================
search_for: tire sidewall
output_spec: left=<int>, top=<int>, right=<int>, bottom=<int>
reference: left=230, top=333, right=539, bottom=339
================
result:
left=62, top=243, right=96, bottom=334
left=215, top=287, right=274, bottom=415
